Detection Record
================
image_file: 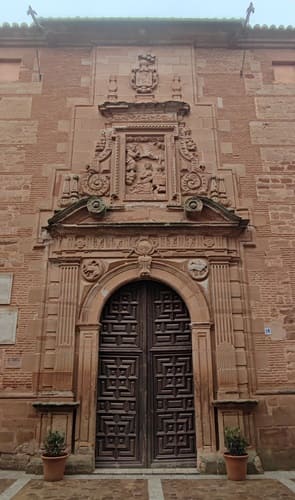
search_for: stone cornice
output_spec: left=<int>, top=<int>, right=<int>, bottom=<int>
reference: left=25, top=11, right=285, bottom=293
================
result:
left=98, top=101, right=190, bottom=118
left=1, top=19, right=295, bottom=49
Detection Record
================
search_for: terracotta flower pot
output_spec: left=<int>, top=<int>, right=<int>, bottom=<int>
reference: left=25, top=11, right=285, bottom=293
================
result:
left=42, top=454, right=68, bottom=481
left=224, top=453, right=248, bottom=481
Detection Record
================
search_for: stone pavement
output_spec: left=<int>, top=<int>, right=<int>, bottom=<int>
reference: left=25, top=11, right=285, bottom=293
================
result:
left=1, top=470, right=295, bottom=500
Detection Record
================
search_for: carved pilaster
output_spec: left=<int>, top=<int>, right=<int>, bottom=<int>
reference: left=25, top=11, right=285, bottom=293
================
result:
left=54, top=261, right=80, bottom=392
left=75, top=324, right=99, bottom=453
left=210, top=261, right=238, bottom=398
left=191, top=323, right=215, bottom=452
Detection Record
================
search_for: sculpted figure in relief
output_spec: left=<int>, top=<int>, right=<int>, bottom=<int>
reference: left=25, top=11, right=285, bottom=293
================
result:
left=125, top=138, right=166, bottom=199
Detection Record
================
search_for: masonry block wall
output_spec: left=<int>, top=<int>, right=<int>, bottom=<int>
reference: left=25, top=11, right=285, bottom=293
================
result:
left=0, top=20, right=295, bottom=470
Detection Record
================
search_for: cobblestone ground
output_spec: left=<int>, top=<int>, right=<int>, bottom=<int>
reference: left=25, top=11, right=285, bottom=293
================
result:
left=0, top=478, right=14, bottom=493
left=12, top=479, right=148, bottom=500
left=162, top=479, right=295, bottom=500
left=1, top=474, right=295, bottom=500
left=5, top=478, right=295, bottom=500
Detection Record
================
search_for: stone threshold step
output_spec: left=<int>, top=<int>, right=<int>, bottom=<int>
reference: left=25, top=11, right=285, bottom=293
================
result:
left=94, top=468, right=199, bottom=475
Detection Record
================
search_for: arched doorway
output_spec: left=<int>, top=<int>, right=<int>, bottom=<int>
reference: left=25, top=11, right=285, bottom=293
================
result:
left=95, top=280, right=196, bottom=467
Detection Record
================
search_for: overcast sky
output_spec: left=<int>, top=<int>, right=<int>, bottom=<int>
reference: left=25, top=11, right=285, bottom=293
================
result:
left=1, top=1, right=294, bottom=27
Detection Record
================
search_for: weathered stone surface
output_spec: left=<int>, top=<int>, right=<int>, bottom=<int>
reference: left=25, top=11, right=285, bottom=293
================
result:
left=0, top=21, right=295, bottom=473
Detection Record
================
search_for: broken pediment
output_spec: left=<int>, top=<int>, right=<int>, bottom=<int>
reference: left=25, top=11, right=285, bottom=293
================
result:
left=47, top=195, right=248, bottom=237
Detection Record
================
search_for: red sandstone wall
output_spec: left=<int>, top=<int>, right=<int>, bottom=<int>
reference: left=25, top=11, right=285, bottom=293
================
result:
left=0, top=41, right=295, bottom=469
left=196, top=47, right=295, bottom=468
left=0, top=46, right=91, bottom=462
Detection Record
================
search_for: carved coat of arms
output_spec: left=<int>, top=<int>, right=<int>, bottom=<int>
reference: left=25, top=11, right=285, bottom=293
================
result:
left=130, top=54, right=159, bottom=94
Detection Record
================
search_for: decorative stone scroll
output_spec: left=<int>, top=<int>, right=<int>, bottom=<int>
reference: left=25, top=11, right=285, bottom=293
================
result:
left=130, top=53, right=159, bottom=95
left=86, top=196, right=107, bottom=217
left=184, top=197, right=203, bottom=216
left=58, top=128, right=114, bottom=208
left=80, top=128, right=113, bottom=197
left=178, top=124, right=230, bottom=206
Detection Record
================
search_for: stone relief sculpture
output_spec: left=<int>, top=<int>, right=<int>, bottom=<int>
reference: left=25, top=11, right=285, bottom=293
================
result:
left=130, top=54, right=159, bottom=94
left=82, top=259, right=106, bottom=282
left=131, top=237, right=157, bottom=277
left=178, top=123, right=230, bottom=206
left=107, top=75, right=118, bottom=102
left=187, top=258, right=209, bottom=281
left=80, top=128, right=113, bottom=197
left=56, top=74, right=231, bottom=210
left=125, top=136, right=167, bottom=199
left=171, top=75, right=182, bottom=101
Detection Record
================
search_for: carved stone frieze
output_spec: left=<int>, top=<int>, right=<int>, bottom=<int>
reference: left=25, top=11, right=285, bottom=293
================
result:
left=188, top=258, right=209, bottom=281
left=82, top=259, right=105, bottom=282
left=112, top=113, right=175, bottom=123
left=51, top=234, right=227, bottom=256
left=130, top=54, right=159, bottom=94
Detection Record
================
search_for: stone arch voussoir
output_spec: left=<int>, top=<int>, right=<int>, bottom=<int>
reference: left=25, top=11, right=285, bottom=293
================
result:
left=79, top=260, right=210, bottom=325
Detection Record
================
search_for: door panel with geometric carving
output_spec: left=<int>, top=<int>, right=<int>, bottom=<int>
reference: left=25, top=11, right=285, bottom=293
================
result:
left=95, top=281, right=196, bottom=467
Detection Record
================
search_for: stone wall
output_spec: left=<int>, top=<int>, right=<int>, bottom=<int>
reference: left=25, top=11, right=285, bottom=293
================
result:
left=0, top=26, right=295, bottom=470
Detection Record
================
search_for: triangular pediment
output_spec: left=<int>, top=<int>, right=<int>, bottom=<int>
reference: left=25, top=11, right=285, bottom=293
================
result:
left=47, top=196, right=248, bottom=236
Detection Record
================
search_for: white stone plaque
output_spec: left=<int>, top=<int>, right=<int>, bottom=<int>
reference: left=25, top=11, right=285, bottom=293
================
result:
left=0, top=308, right=18, bottom=344
left=0, top=273, right=13, bottom=304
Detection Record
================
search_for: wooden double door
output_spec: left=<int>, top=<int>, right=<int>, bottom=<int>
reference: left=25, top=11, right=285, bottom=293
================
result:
left=95, top=280, right=196, bottom=467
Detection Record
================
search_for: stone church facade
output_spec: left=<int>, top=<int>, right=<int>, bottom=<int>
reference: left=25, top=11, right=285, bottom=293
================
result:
left=0, top=18, right=295, bottom=472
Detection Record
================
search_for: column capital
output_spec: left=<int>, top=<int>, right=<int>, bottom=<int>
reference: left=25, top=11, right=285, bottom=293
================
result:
left=77, top=323, right=101, bottom=334
left=190, top=322, right=212, bottom=330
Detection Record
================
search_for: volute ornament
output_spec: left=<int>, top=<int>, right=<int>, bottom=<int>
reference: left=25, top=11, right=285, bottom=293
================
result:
left=184, top=197, right=203, bottom=216
left=80, top=128, right=113, bottom=197
left=81, top=168, right=110, bottom=196
left=87, top=196, right=107, bottom=217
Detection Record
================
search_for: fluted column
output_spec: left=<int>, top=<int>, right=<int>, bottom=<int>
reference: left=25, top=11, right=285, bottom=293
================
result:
left=54, top=261, right=80, bottom=392
left=210, top=260, right=238, bottom=398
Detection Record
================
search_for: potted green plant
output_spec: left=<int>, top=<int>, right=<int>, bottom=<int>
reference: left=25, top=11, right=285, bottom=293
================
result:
left=224, top=426, right=248, bottom=481
left=41, top=430, right=68, bottom=481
